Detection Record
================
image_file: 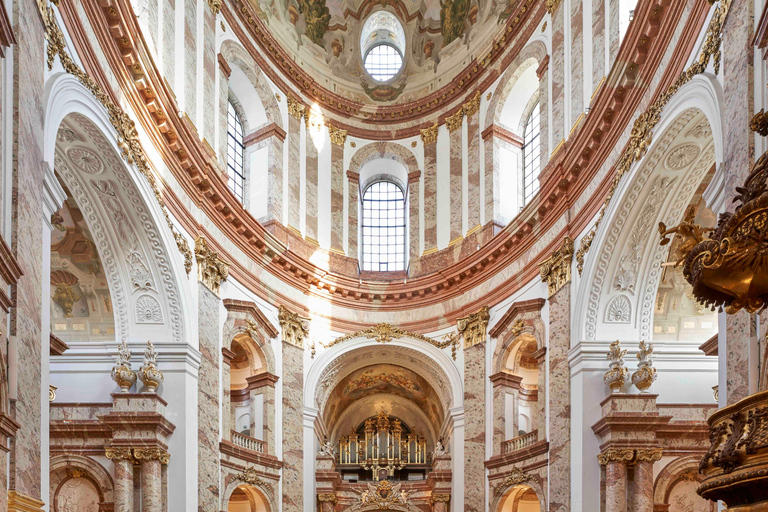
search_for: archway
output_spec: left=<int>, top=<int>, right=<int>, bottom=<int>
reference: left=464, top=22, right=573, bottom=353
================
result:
left=227, top=484, right=270, bottom=512
left=497, top=484, right=542, bottom=512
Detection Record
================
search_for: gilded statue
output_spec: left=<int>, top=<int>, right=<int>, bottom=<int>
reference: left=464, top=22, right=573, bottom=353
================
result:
left=440, top=0, right=469, bottom=46
left=296, top=0, right=330, bottom=46
left=658, top=205, right=713, bottom=267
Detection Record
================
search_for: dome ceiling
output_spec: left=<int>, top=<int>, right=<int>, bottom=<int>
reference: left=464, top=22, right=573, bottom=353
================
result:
left=249, top=0, right=528, bottom=105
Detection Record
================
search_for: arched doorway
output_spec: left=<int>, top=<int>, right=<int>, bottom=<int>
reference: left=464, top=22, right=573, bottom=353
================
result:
left=498, top=484, right=541, bottom=512
left=227, top=484, right=270, bottom=512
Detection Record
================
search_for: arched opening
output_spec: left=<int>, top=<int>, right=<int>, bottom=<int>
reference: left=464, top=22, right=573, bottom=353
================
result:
left=361, top=180, right=406, bottom=272
left=229, top=334, right=268, bottom=445
left=503, top=335, right=539, bottom=437
left=360, top=11, right=406, bottom=83
left=227, top=484, right=270, bottom=512
left=498, top=485, right=541, bottom=512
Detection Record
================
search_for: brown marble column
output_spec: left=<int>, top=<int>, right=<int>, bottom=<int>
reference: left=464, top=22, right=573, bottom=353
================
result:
left=407, top=170, right=421, bottom=263
left=458, top=308, right=489, bottom=512
left=539, top=237, right=574, bottom=512
left=347, top=171, right=360, bottom=259
left=421, top=124, right=438, bottom=253
left=247, top=372, right=279, bottom=453
left=465, top=94, right=481, bottom=231
left=305, top=113, right=320, bottom=243
left=550, top=0, right=566, bottom=149
left=490, top=372, right=522, bottom=454
left=722, top=0, right=754, bottom=404
left=329, top=127, right=346, bottom=253
left=286, top=96, right=304, bottom=232
left=447, top=110, right=463, bottom=244
left=278, top=307, right=309, bottom=512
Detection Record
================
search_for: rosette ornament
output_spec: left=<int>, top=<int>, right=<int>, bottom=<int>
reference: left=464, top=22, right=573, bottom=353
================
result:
left=139, top=340, right=164, bottom=393
left=631, top=340, right=657, bottom=392
left=111, top=340, right=136, bottom=392
left=604, top=340, right=628, bottom=393
left=671, top=151, right=768, bottom=313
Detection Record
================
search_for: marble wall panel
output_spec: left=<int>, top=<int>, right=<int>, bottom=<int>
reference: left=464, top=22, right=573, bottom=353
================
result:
left=424, top=141, right=437, bottom=252
left=198, top=283, right=220, bottom=512
left=570, top=0, right=584, bottom=125
left=483, top=136, right=500, bottom=227
left=408, top=178, right=420, bottom=262
left=467, top=111, right=481, bottom=230
left=449, top=126, right=463, bottom=242
left=267, top=137, right=284, bottom=223
left=202, top=8, right=216, bottom=144
left=161, top=0, right=175, bottom=83
left=592, top=0, right=606, bottom=90
left=608, top=0, right=620, bottom=68
left=183, top=0, right=197, bottom=121
left=347, top=174, right=359, bottom=259
left=282, top=343, right=303, bottom=512
left=492, top=385, right=505, bottom=454
left=548, top=284, right=570, bottom=512
left=551, top=3, right=566, bottom=147
left=305, top=132, right=318, bottom=242
left=330, top=143, right=344, bottom=251
left=464, top=343, right=485, bottom=511
left=288, top=115, right=302, bottom=231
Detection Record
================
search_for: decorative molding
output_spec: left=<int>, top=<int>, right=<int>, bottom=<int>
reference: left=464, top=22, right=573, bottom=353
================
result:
left=50, top=333, right=69, bottom=356
left=317, top=493, right=338, bottom=504
left=489, top=371, right=523, bottom=389
left=463, top=91, right=481, bottom=118
left=430, top=493, right=451, bottom=504
left=223, top=299, right=279, bottom=338
left=535, top=55, right=550, bottom=79
left=322, top=322, right=460, bottom=360
left=133, top=447, right=170, bottom=464
left=489, top=298, right=545, bottom=338
left=278, top=305, right=309, bottom=348
left=539, top=236, right=574, bottom=297
left=195, top=236, right=230, bottom=296
left=235, top=466, right=267, bottom=486
left=206, top=0, right=222, bottom=15
left=246, top=372, right=279, bottom=389
left=420, top=123, right=438, bottom=145
left=699, top=333, right=718, bottom=356
left=597, top=448, right=635, bottom=465
left=105, top=447, right=136, bottom=463
left=445, top=109, right=464, bottom=133
left=7, top=491, right=45, bottom=512
left=494, top=467, right=530, bottom=494
left=328, top=124, right=348, bottom=145
left=481, top=124, right=524, bottom=147
left=286, top=94, right=306, bottom=120
left=243, top=123, right=286, bottom=145
left=217, top=53, right=232, bottom=78
left=0, top=0, right=15, bottom=58
left=635, top=448, right=663, bottom=462
left=457, top=306, right=490, bottom=349
left=221, top=347, right=236, bottom=366
left=545, top=0, right=562, bottom=15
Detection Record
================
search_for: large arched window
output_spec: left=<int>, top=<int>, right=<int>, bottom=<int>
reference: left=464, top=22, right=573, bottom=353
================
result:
left=226, top=101, right=245, bottom=203
left=361, top=181, right=405, bottom=271
left=360, top=11, right=406, bottom=82
left=522, top=102, right=541, bottom=204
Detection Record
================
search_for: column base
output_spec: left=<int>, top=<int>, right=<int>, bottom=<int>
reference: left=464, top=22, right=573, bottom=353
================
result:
left=8, top=491, right=45, bottom=512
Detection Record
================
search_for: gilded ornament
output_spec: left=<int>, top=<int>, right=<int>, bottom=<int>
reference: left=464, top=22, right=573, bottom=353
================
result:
left=357, top=480, right=410, bottom=509
left=49, top=385, right=57, bottom=402
left=105, top=447, right=136, bottom=463
left=139, top=340, right=164, bottom=393
left=328, top=124, right=348, bottom=146
left=750, top=110, right=768, bottom=136
left=194, top=236, right=229, bottom=296
left=68, top=469, right=86, bottom=479
left=278, top=305, right=310, bottom=348
left=236, top=466, right=267, bottom=486
left=287, top=94, right=306, bottom=120
left=317, top=493, right=337, bottom=503
left=634, top=448, right=662, bottom=462
left=462, top=90, right=481, bottom=117
left=322, top=322, right=460, bottom=360
left=111, top=340, right=136, bottom=393
left=508, top=318, right=526, bottom=340
left=539, top=236, right=574, bottom=297
left=631, top=341, right=657, bottom=392
left=53, top=283, right=80, bottom=317
left=657, top=205, right=713, bottom=267
left=133, top=447, right=170, bottom=465
left=205, top=0, right=222, bottom=15
left=457, top=306, right=490, bottom=349
left=430, top=493, right=450, bottom=504
left=445, top=109, right=464, bottom=132
left=495, top=467, right=529, bottom=494
left=420, top=123, right=439, bottom=145
left=604, top=340, right=628, bottom=393
left=597, top=448, right=635, bottom=465
left=546, top=0, right=562, bottom=14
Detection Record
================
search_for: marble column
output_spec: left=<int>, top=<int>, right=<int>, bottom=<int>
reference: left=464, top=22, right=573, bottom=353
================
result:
left=202, top=3, right=216, bottom=141
left=330, top=134, right=345, bottom=253
left=317, top=494, right=337, bottom=512
left=141, top=458, right=163, bottom=512
left=305, top=114, right=319, bottom=243
left=466, top=102, right=481, bottom=231
left=347, top=171, right=360, bottom=259
left=464, top=342, right=486, bottom=512
left=447, top=112, right=463, bottom=244
left=604, top=460, right=626, bottom=512
left=407, top=171, right=421, bottom=263
left=198, top=282, right=221, bottom=512
left=550, top=0, right=566, bottom=149
left=111, top=454, right=135, bottom=512
left=182, top=0, right=197, bottom=120
left=592, top=0, right=606, bottom=90
left=431, top=494, right=450, bottom=512
left=422, top=126, right=438, bottom=253
left=722, top=0, right=754, bottom=405
left=632, top=459, right=655, bottom=512
left=536, top=58, right=550, bottom=167
left=533, top=347, right=546, bottom=439
left=570, top=0, right=584, bottom=126
left=221, top=347, right=234, bottom=439
left=282, top=341, right=304, bottom=512
left=287, top=101, right=303, bottom=232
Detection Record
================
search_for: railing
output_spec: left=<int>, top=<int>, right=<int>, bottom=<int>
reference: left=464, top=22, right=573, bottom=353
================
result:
left=501, top=430, right=538, bottom=454
left=231, top=430, right=266, bottom=453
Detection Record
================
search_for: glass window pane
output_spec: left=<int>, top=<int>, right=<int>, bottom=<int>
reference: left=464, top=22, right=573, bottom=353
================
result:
left=360, top=179, right=405, bottom=271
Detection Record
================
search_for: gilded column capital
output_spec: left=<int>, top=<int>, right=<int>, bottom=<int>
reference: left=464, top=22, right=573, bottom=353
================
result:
left=206, top=0, right=222, bottom=15
left=635, top=448, right=663, bottom=463
left=430, top=493, right=451, bottom=504
left=328, top=124, right=348, bottom=146
left=420, top=122, right=439, bottom=144
left=317, top=493, right=338, bottom=503
left=463, top=90, right=481, bottom=118
left=539, top=236, right=574, bottom=297
left=133, top=447, right=171, bottom=465
left=105, top=447, right=137, bottom=463
left=457, top=306, right=490, bottom=349
left=278, top=305, right=310, bottom=348
left=194, top=236, right=230, bottom=296
left=287, top=94, right=306, bottom=120
left=446, top=109, right=464, bottom=132
left=597, top=448, right=635, bottom=466
left=546, top=0, right=562, bottom=14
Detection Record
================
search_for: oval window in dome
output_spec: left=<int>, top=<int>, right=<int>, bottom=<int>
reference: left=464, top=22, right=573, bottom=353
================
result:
left=360, top=11, right=405, bottom=82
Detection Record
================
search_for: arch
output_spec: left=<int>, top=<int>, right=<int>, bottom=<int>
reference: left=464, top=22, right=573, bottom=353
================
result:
left=485, top=40, right=548, bottom=131
left=219, top=40, right=283, bottom=131
left=43, top=73, right=192, bottom=345
left=490, top=478, right=547, bottom=512
left=222, top=321, right=277, bottom=376
left=50, top=454, right=115, bottom=507
left=348, top=141, right=419, bottom=177
left=221, top=477, right=276, bottom=512
left=492, top=320, right=545, bottom=375
left=653, top=455, right=714, bottom=510
left=577, top=74, right=725, bottom=342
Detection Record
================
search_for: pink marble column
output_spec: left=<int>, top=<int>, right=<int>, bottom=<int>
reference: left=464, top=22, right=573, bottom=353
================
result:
left=221, top=347, right=234, bottom=440
left=267, top=135, right=285, bottom=223
left=608, top=0, right=620, bottom=67
left=448, top=118, right=463, bottom=243
left=198, top=282, right=221, bottom=512
left=114, top=459, right=134, bottom=512
left=570, top=0, right=584, bottom=125
left=482, top=128, right=500, bottom=229
left=722, top=0, right=754, bottom=404
left=347, top=171, right=359, bottom=259
left=466, top=107, right=481, bottom=231
left=550, top=0, right=566, bottom=147
left=183, top=0, right=197, bottom=120
left=282, top=342, right=304, bottom=512
left=533, top=347, right=546, bottom=438
left=141, top=459, right=163, bottom=512
left=536, top=58, right=550, bottom=166
left=592, top=0, right=606, bottom=89
left=287, top=113, right=302, bottom=232
left=305, top=118, right=319, bottom=243
left=632, top=460, right=654, bottom=512
left=407, top=171, right=421, bottom=263
left=604, top=461, right=626, bottom=512
left=202, top=5, right=216, bottom=141
left=548, top=284, right=571, bottom=512
left=330, top=141, right=344, bottom=252
left=161, top=0, right=175, bottom=81
left=423, top=137, right=437, bottom=252
left=464, top=342, right=486, bottom=512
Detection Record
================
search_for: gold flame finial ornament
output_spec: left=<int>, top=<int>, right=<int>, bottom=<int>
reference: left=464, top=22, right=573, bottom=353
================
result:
left=111, top=340, right=136, bottom=393
left=604, top=340, right=628, bottom=393
left=631, top=341, right=657, bottom=392
left=139, top=340, right=163, bottom=393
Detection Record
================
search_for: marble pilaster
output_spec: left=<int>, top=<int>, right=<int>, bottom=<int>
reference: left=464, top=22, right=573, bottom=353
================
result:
left=466, top=108, right=481, bottom=230
left=534, top=347, right=547, bottom=441
left=536, top=58, right=550, bottom=167
left=305, top=117, right=319, bottom=243
left=267, top=135, right=284, bottom=223
left=448, top=117, right=463, bottom=244
left=282, top=342, right=304, bottom=512
left=482, top=130, right=501, bottom=228
left=464, top=342, right=485, bottom=512
left=330, top=140, right=344, bottom=252
left=202, top=5, right=216, bottom=143
left=423, top=136, right=437, bottom=253
left=197, top=283, right=221, bottom=512
left=604, top=460, right=626, bottom=512
left=221, top=347, right=233, bottom=440
left=550, top=0, right=566, bottom=149
left=407, top=171, right=421, bottom=263
left=287, top=114, right=302, bottom=231
left=570, top=0, right=584, bottom=127
left=113, top=459, right=134, bottom=512
left=347, top=171, right=359, bottom=259
left=247, top=372, right=278, bottom=453
left=592, top=0, right=606, bottom=90
left=632, top=459, right=654, bottom=512
left=490, top=372, right=522, bottom=454
left=217, top=54, right=231, bottom=170
left=183, top=0, right=197, bottom=120
left=608, top=0, right=620, bottom=67
left=141, top=458, right=163, bottom=512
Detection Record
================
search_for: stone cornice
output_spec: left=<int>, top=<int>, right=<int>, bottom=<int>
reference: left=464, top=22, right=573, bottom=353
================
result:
left=50, top=333, right=70, bottom=356
left=485, top=440, right=549, bottom=469
left=246, top=372, right=279, bottom=389
left=481, top=124, right=524, bottom=147
left=221, top=347, right=236, bottom=366
left=60, top=0, right=701, bottom=322
left=223, top=299, right=279, bottom=338
left=489, top=371, right=523, bottom=389
left=699, top=333, right=718, bottom=356
left=217, top=52, right=232, bottom=78
left=535, top=54, right=550, bottom=79
left=219, top=440, right=283, bottom=469
left=243, top=123, right=286, bottom=146
left=489, top=298, right=545, bottom=338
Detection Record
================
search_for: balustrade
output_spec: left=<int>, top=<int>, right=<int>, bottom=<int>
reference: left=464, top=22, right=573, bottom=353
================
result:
left=501, top=430, right=537, bottom=454
left=231, top=430, right=266, bottom=453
